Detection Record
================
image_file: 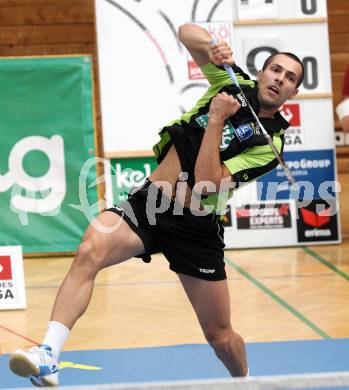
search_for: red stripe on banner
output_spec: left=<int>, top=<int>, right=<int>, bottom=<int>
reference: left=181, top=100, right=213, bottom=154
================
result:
left=145, top=30, right=168, bottom=66
left=0, top=324, right=38, bottom=345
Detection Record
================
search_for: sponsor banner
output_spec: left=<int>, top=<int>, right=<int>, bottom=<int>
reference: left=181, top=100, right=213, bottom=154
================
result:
left=257, top=149, right=335, bottom=201
left=296, top=199, right=339, bottom=242
left=235, top=0, right=327, bottom=20
left=236, top=203, right=291, bottom=230
left=224, top=200, right=299, bottom=248
left=107, top=157, right=157, bottom=205
left=280, top=103, right=305, bottom=151
left=0, top=246, right=26, bottom=310
left=0, top=57, right=98, bottom=253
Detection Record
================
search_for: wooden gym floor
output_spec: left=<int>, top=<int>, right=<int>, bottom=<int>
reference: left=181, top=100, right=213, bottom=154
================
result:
left=1, top=239, right=349, bottom=356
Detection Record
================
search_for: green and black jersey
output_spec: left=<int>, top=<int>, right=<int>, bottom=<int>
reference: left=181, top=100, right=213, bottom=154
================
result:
left=153, top=62, right=290, bottom=212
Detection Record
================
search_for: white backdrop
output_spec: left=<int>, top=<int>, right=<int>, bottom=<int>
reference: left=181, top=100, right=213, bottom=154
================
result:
left=96, top=0, right=234, bottom=152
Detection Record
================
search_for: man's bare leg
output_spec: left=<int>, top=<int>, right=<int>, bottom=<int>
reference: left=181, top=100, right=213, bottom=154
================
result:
left=9, top=211, right=146, bottom=385
left=50, top=211, right=145, bottom=329
left=178, top=273, right=248, bottom=377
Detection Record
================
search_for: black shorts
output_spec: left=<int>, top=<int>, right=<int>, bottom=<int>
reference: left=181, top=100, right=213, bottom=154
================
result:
left=106, top=180, right=226, bottom=281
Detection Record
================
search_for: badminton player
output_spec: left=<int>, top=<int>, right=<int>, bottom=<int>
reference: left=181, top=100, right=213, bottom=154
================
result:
left=9, top=23, right=304, bottom=386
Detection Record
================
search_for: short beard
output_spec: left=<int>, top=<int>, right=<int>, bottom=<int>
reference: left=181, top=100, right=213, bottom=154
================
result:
left=258, top=92, right=280, bottom=112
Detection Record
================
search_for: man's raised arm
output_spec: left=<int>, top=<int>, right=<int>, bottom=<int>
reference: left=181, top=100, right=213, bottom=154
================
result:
left=178, top=23, right=234, bottom=67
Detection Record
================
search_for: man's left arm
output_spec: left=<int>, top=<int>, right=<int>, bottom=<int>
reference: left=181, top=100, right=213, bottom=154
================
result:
left=194, top=92, right=240, bottom=194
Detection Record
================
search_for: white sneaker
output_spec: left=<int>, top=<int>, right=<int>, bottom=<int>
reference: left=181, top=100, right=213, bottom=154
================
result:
left=9, top=345, right=59, bottom=387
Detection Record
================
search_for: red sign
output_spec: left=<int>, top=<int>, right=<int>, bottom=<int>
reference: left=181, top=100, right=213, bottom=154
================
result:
left=0, top=255, right=13, bottom=280
left=301, top=208, right=332, bottom=228
left=280, top=103, right=301, bottom=127
left=187, top=60, right=205, bottom=80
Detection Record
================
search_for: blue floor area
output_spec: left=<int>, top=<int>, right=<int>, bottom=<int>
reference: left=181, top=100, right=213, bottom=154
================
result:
left=1, top=339, right=349, bottom=388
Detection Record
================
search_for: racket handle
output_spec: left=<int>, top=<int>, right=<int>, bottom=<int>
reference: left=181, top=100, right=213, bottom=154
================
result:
left=210, top=37, right=239, bottom=86
left=223, top=64, right=239, bottom=86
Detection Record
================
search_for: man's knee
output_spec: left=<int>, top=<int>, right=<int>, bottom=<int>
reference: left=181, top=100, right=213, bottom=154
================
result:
left=74, top=238, right=104, bottom=273
left=204, top=325, right=233, bottom=351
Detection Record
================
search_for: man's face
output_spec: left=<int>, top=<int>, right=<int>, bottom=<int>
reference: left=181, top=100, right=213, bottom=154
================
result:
left=256, top=54, right=303, bottom=111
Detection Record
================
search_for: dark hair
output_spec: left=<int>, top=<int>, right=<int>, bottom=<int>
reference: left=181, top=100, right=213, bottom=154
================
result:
left=262, top=52, right=304, bottom=88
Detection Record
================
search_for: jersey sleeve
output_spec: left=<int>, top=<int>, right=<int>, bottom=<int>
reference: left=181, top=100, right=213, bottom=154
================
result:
left=200, top=63, right=255, bottom=89
left=223, top=134, right=283, bottom=186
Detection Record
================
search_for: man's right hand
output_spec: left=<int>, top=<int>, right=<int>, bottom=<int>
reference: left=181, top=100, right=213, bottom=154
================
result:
left=208, top=40, right=234, bottom=67
left=209, top=92, right=241, bottom=126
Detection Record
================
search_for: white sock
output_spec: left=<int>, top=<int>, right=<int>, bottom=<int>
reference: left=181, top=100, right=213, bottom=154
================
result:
left=42, top=321, right=70, bottom=360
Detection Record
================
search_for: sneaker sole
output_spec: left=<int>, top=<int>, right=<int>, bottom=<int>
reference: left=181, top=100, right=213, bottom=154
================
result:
left=9, top=352, right=40, bottom=378
left=30, top=376, right=45, bottom=387
left=30, top=376, right=58, bottom=387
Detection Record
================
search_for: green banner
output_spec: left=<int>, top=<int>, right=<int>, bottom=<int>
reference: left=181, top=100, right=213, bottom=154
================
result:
left=108, top=157, right=157, bottom=205
left=0, top=56, right=98, bottom=253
